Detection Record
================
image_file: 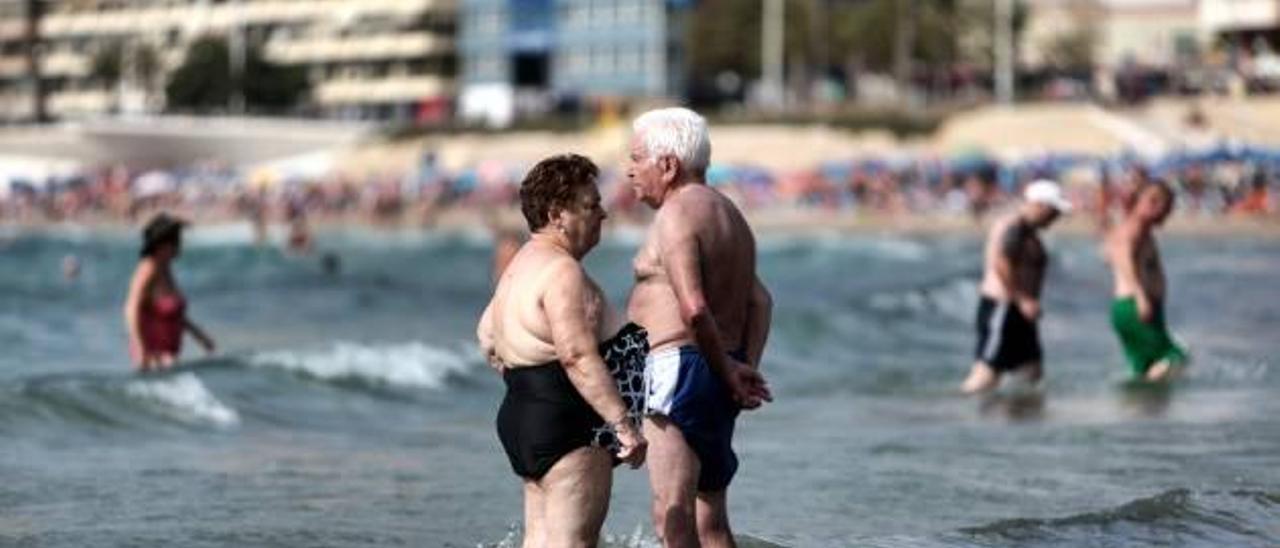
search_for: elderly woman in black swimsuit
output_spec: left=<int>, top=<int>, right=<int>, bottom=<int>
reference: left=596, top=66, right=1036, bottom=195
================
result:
left=477, top=154, right=647, bottom=547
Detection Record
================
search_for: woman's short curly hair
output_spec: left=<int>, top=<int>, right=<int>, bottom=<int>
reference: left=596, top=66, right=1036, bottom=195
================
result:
left=519, top=154, right=600, bottom=232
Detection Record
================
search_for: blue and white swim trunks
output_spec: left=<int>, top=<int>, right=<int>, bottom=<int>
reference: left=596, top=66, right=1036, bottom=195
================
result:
left=645, top=345, right=740, bottom=492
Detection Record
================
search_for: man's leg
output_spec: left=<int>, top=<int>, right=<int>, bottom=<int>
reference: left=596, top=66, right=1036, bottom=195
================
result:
left=695, top=489, right=735, bottom=548
left=1145, top=359, right=1177, bottom=382
left=521, top=480, right=546, bottom=548
left=1017, top=361, right=1043, bottom=386
left=961, top=361, right=1000, bottom=394
left=540, top=447, right=613, bottom=548
left=645, top=415, right=701, bottom=548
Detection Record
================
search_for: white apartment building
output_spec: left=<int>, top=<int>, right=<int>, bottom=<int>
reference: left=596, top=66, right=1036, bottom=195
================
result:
left=1200, top=0, right=1280, bottom=49
left=1201, top=0, right=1280, bottom=32
left=0, top=0, right=456, bottom=122
left=1023, top=0, right=1205, bottom=69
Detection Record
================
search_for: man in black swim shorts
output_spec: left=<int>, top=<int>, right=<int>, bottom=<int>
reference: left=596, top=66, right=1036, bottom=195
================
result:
left=962, top=179, right=1071, bottom=394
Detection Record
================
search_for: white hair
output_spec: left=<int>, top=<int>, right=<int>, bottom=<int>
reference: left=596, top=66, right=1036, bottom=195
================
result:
left=632, top=107, right=711, bottom=177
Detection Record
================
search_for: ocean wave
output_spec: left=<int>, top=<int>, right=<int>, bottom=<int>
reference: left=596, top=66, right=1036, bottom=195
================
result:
left=481, top=522, right=790, bottom=548
left=247, top=341, right=474, bottom=389
left=958, top=488, right=1280, bottom=546
left=124, top=372, right=240, bottom=427
left=866, top=277, right=978, bottom=323
left=182, top=222, right=260, bottom=247
left=0, top=371, right=239, bottom=430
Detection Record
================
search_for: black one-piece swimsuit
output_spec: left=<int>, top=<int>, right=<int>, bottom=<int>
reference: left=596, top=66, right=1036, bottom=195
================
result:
left=495, top=323, right=648, bottom=480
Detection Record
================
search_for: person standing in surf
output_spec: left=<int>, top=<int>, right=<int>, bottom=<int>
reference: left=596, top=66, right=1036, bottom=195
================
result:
left=1105, top=181, right=1187, bottom=381
left=626, top=107, right=774, bottom=547
left=962, top=180, right=1071, bottom=394
left=123, top=213, right=216, bottom=373
left=477, top=154, right=647, bottom=547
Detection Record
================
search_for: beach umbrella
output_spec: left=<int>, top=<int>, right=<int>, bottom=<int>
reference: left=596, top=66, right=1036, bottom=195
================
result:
left=452, top=169, right=478, bottom=194
left=818, top=160, right=855, bottom=183
left=948, top=148, right=999, bottom=181
left=134, top=171, right=178, bottom=197
left=856, top=158, right=889, bottom=175
left=476, top=160, right=513, bottom=189
left=707, top=164, right=735, bottom=187
left=737, top=166, right=774, bottom=187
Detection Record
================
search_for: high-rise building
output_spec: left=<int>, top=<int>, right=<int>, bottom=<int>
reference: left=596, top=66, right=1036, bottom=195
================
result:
left=1200, top=0, right=1280, bottom=46
left=0, top=0, right=457, bottom=122
left=458, top=0, right=685, bottom=127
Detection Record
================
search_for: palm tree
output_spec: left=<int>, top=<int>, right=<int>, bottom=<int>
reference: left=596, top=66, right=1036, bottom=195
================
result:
left=132, top=43, right=162, bottom=109
left=90, top=40, right=125, bottom=113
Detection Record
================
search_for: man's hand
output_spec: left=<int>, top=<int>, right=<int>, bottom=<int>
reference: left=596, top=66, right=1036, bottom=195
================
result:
left=1137, top=296, right=1154, bottom=324
left=1018, top=298, right=1042, bottom=321
left=613, top=419, right=647, bottom=468
left=725, top=358, right=772, bottom=409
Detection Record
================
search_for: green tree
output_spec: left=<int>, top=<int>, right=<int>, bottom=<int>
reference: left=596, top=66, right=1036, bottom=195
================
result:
left=89, top=40, right=126, bottom=113
left=90, top=40, right=125, bottom=91
left=165, top=36, right=310, bottom=113
left=684, top=0, right=1011, bottom=96
left=1039, top=1, right=1101, bottom=69
left=133, top=43, right=162, bottom=93
left=165, top=36, right=234, bottom=112
left=243, top=46, right=310, bottom=110
left=953, top=0, right=1031, bottom=68
left=686, top=0, right=762, bottom=79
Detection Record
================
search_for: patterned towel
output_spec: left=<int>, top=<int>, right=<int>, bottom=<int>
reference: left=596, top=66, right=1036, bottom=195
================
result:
left=592, top=322, right=649, bottom=452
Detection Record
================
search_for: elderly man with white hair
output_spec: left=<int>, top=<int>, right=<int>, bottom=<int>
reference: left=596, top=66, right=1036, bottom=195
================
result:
left=625, top=107, right=774, bottom=548
left=962, top=179, right=1073, bottom=394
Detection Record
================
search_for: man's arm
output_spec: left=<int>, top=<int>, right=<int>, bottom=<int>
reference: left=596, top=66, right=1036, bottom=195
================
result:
left=657, top=206, right=771, bottom=406
left=1112, top=225, right=1154, bottom=322
left=742, top=275, right=772, bottom=369
left=656, top=207, right=730, bottom=378
left=994, top=222, right=1039, bottom=318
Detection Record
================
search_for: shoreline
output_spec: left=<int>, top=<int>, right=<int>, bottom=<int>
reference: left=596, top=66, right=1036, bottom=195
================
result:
left=5, top=209, right=1279, bottom=240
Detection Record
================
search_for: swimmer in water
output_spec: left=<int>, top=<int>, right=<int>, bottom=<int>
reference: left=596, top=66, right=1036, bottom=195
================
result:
left=123, top=214, right=216, bottom=372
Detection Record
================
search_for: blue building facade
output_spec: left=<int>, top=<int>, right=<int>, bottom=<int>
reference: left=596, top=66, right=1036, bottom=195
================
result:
left=460, top=0, right=684, bottom=124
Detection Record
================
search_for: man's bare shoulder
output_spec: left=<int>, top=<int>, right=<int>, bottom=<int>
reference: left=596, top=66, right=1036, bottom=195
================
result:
left=1108, top=220, right=1143, bottom=245
left=987, top=212, right=1016, bottom=237
left=654, top=188, right=702, bottom=233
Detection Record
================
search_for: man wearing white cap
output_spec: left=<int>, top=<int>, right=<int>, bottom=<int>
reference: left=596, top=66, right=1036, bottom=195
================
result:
left=962, top=179, right=1072, bottom=394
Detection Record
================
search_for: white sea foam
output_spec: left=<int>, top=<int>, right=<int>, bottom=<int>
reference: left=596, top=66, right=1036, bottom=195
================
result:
left=248, top=341, right=473, bottom=389
left=182, top=222, right=259, bottom=247
left=124, top=372, right=240, bottom=427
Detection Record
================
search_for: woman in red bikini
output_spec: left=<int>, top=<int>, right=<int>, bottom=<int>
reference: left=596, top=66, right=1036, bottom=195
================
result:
left=123, top=214, right=216, bottom=372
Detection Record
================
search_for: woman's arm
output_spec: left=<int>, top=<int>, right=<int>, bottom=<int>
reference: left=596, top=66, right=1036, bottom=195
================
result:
left=543, top=258, right=645, bottom=465
left=123, top=259, right=156, bottom=366
left=543, top=259, right=628, bottom=423
left=184, top=318, right=216, bottom=354
left=476, top=302, right=503, bottom=372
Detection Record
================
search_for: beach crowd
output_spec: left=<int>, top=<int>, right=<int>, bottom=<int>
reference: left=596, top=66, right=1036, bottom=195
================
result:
left=1, top=142, right=1276, bottom=230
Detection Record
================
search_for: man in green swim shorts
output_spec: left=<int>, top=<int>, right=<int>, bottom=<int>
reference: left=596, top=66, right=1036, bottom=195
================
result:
left=1105, top=181, right=1187, bottom=381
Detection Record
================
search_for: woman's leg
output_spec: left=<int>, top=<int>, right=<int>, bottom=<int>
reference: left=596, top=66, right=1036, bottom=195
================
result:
left=522, top=479, right=546, bottom=548
left=540, top=446, right=613, bottom=548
